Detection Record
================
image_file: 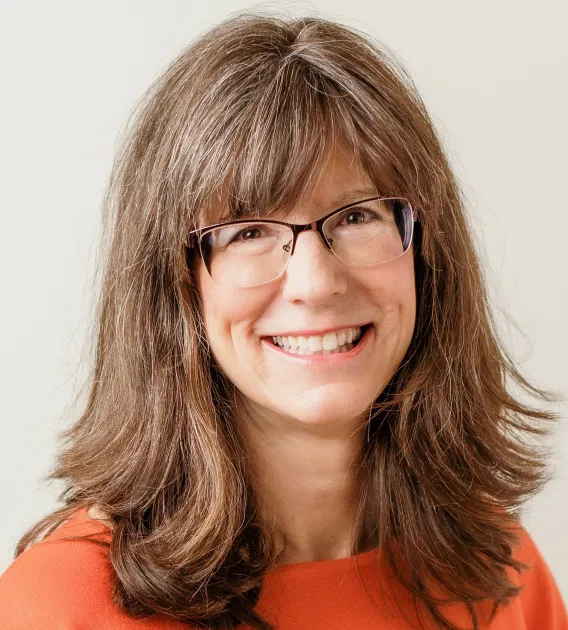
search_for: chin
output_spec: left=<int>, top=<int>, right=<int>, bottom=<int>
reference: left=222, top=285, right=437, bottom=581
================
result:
left=275, top=395, right=373, bottom=430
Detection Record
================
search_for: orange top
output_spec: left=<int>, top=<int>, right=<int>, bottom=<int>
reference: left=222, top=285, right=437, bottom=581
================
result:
left=0, top=507, right=566, bottom=629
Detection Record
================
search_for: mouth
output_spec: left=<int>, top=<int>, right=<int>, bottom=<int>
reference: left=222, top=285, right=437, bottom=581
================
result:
left=265, top=323, right=372, bottom=356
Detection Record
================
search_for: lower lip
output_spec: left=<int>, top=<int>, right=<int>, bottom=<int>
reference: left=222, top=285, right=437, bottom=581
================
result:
left=261, top=325, right=373, bottom=365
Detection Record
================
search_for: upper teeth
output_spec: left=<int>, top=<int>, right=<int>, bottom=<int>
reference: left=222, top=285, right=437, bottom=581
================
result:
left=271, top=326, right=362, bottom=351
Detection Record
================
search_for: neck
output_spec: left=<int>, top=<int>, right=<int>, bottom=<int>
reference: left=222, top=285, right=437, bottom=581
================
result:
left=238, top=397, right=374, bottom=564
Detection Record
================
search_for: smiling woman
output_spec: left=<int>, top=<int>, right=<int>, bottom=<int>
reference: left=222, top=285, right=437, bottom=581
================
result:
left=0, top=10, right=566, bottom=630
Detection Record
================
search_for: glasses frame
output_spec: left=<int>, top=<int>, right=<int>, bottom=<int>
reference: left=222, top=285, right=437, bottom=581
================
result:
left=186, top=196, right=418, bottom=288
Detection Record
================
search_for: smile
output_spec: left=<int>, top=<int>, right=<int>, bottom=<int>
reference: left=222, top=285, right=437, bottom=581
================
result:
left=262, top=324, right=373, bottom=363
left=270, top=325, right=366, bottom=355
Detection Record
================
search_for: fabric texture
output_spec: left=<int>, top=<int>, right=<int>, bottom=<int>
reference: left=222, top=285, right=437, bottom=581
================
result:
left=0, top=506, right=566, bottom=629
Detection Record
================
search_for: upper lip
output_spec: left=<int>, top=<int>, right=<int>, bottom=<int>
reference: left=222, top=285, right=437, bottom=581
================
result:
left=262, top=323, right=370, bottom=338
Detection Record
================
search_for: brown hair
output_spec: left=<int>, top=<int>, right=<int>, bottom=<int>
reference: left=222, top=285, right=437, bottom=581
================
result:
left=16, top=11, right=560, bottom=630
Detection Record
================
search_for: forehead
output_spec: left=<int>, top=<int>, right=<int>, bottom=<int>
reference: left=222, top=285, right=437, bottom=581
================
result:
left=202, top=139, right=390, bottom=226
left=290, top=143, right=378, bottom=213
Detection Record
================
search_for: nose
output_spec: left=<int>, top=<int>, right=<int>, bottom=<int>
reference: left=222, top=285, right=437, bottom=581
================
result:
left=280, top=229, right=348, bottom=304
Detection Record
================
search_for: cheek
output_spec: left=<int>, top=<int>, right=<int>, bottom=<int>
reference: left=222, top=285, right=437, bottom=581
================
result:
left=369, top=252, right=415, bottom=304
left=201, top=290, right=249, bottom=345
left=393, top=260, right=416, bottom=351
left=196, top=263, right=270, bottom=354
left=360, top=253, right=416, bottom=342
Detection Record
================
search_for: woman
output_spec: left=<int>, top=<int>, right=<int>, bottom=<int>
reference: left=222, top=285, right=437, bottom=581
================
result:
left=0, top=12, right=565, bottom=630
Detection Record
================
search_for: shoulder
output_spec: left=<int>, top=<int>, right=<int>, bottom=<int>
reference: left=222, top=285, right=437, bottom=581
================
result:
left=510, top=522, right=567, bottom=628
left=0, top=506, right=127, bottom=629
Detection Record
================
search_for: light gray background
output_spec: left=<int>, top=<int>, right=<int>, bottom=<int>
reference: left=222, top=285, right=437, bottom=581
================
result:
left=1, top=0, right=567, bottom=601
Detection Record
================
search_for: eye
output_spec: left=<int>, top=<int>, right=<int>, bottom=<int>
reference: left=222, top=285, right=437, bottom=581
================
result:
left=230, top=226, right=264, bottom=242
left=340, top=208, right=380, bottom=225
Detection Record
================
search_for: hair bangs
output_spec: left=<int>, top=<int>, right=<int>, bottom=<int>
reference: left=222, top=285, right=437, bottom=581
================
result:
left=198, top=60, right=397, bottom=228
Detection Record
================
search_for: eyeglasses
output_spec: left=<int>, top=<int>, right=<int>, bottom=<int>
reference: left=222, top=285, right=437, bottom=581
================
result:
left=186, top=196, right=416, bottom=288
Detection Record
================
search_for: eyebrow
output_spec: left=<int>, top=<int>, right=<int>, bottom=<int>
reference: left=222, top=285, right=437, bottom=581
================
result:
left=323, top=187, right=381, bottom=208
left=212, top=187, right=381, bottom=225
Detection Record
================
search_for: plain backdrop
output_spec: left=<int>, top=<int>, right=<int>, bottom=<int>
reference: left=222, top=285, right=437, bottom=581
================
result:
left=1, top=0, right=567, bottom=601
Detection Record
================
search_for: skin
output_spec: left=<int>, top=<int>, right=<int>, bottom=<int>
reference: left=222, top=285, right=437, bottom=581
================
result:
left=195, top=140, right=417, bottom=564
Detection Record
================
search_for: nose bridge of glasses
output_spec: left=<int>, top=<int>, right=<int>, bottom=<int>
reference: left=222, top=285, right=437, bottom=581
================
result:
left=289, top=222, right=332, bottom=257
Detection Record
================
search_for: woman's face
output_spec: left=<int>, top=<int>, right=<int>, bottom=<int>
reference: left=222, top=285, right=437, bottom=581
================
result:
left=195, top=144, right=416, bottom=433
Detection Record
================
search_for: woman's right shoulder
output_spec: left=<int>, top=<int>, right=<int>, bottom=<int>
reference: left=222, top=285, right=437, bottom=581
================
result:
left=0, top=506, right=187, bottom=629
left=0, top=506, right=199, bottom=629
left=0, top=506, right=117, bottom=628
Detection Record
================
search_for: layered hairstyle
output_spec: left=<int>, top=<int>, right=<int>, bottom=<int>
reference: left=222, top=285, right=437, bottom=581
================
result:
left=16, top=11, right=559, bottom=630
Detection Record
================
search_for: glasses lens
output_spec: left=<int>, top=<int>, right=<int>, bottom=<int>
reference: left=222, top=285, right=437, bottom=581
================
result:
left=323, top=197, right=413, bottom=267
left=200, top=222, right=292, bottom=288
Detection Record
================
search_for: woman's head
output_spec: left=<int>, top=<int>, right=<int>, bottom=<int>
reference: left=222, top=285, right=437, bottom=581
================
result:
left=19, top=12, right=557, bottom=630
left=195, top=137, right=417, bottom=432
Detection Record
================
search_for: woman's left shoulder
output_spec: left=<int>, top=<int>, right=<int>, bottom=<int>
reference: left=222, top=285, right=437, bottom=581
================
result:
left=509, top=523, right=567, bottom=628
